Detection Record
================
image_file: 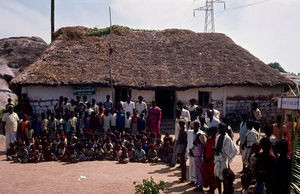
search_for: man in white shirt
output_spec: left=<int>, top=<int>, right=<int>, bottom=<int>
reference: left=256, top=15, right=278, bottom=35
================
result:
left=177, top=101, right=190, bottom=129
left=2, top=105, right=19, bottom=151
left=135, top=96, right=147, bottom=116
left=208, top=103, right=220, bottom=120
left=242, top=121, right=259, bottom=167
left=123, top=96, right=135, bottom=116
left=206, top=110, right=220, bottom=128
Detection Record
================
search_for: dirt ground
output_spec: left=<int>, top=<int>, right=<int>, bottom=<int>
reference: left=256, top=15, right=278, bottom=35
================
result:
left=0, top=134, right=242, bottom=194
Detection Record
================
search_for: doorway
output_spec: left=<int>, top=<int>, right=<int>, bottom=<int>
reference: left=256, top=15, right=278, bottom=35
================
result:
left=155, top=90, right=175, bottom=119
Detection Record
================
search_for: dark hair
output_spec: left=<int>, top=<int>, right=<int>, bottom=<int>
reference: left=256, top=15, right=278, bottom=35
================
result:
left=260, top=137, right=271, bottom=152
left=177, top=101, right=183, bottom=106
left=275, top=140, right=289, bottom=156
left=222, top=168, right=235, bottom=183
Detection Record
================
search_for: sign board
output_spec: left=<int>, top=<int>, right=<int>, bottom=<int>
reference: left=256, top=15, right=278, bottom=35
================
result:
left=73, top=86, right=96, bottom=96
left=278, top=97, right=300, bottom=110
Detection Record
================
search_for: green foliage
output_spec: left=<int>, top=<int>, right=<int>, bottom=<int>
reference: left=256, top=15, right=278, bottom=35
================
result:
left=268, top=62, right=287, bottom=73
left=133, top=177, right=165, bottom=194
left=87, top=25, right=155, bottom=37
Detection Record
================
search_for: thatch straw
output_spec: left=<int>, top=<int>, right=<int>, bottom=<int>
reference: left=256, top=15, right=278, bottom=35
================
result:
left=11, top=26, right=293, bottom=89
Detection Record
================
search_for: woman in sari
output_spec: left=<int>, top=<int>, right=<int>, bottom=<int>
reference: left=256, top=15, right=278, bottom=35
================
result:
left=148, top=101, right=162, bottom=135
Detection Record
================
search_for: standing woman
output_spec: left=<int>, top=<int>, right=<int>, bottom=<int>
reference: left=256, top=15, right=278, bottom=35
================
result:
left=192, top=131, right=206, bottom=192
left=148, top=101, right=162, bottom=135
left=203, top=127, right=218, bottom=194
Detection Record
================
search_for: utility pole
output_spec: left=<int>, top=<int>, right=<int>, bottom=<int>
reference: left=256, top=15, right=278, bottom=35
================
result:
left=194, top=0, right=225, bottom=33
left=51, top=0, right=55, bottom=42
left=108, top=6, right=114, bottom=104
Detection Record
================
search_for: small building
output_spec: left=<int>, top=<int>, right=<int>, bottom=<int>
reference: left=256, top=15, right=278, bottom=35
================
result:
left=11, top=26, right=292, bottom=125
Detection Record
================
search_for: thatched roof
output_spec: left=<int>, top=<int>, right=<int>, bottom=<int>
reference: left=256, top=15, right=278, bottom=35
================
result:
left=11, top=26, right=292, bottom=89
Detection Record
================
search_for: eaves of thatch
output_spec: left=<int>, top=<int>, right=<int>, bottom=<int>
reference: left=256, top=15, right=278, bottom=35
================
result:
left=11, top=26, right=293, bottom=90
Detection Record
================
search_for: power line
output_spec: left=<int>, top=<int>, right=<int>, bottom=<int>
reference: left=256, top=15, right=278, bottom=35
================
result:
left=216, top=0, right=272, bottom=14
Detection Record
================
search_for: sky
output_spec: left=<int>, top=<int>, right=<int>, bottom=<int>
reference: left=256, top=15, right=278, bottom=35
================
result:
left=0, top=0, right=299, bottom=73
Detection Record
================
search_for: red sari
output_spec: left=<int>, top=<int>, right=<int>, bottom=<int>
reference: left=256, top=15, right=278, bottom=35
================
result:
left=203, top=136, right=218, bottom=189
left=148, top=106, right=162, bottom=135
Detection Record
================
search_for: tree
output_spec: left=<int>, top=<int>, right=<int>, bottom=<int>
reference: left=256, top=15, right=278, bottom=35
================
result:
left=268, top=62, right=287, bottom=73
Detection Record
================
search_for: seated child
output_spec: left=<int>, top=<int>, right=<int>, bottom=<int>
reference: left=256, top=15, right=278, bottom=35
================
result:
left=28, top=144, right=40, bottom=163
left=119, top=147, right=129, bottom=164
left=57, top=142, right=66, bottom=160
left=15, top=144, right=29, bottom=163
left=113, top=143, right=121, bottom=161
left=134, top=144, right=146, bottom=162
left=84, top=144, right=95, bottom=161
left=95, top=145, right=105, bottom=161
left=66, top=146, right=79, bottom=163
left=105, top=143, right=114, bottom=160
left=159, top=138, right=171, bottom=163
left=127, top=143, right=135, bottom=162
left=147, top=144, right=158, bottom=163
left=6, top=143, right=17, bottom=161
left=42, top=144, right=57, bottom=161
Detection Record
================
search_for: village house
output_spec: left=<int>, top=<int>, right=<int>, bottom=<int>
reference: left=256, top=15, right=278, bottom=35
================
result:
left=11, top=26, right=293, bottom=126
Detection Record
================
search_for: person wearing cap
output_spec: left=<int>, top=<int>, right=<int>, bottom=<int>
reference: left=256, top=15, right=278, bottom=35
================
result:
left=123, top=96, right=135, bottom=116
left=2, top=105, right=19, bottom=151
left=135, top=96, right=147, bottom=115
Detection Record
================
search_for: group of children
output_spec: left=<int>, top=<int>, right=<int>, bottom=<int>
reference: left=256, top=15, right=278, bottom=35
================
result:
left=4, top=95, right=293, bottom=194
left=6, top=128, right=176, bottom=164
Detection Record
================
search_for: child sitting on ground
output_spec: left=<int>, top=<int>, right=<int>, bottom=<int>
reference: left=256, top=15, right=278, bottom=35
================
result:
left=119, top=146, right=129, bottom=164
left=95, top=145, right=105, bottom=161
left=147, top=144, right=158, bottom=163
left=134, top=144, right=146, bottom=162
left=28, top=144, right=40, bottom=163
left=15, top=144, right=29, bottom=163
left=6, top=143, right=17, bottom=161
left=127, top=143, right=135, bottom=162
left=67, top=146, right=79, bottom=163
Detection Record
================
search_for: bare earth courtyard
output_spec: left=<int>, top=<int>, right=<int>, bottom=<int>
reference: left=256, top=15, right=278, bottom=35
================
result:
left=0, top=134, right=242, bottom=194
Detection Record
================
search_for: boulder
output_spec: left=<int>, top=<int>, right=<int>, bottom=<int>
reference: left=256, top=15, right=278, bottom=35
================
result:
left=0, top=36, right=48, bottom=110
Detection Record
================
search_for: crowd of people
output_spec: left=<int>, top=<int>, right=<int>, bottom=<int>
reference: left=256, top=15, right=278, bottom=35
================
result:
left=1, top=95, right=293, bottom=194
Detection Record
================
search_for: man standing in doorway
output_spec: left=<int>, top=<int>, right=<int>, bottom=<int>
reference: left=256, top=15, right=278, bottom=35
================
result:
left=2, top=105, right=19, bottom=151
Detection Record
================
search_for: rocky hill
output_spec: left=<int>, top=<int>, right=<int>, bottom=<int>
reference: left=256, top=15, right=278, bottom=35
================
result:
left=0, top=36, right=48, bottom=110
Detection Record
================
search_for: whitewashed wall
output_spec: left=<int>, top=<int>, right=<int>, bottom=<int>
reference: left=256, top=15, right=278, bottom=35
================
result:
left=176, top=86, right=282, bottom=104
left=22, top=86, right=113, bottom=102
